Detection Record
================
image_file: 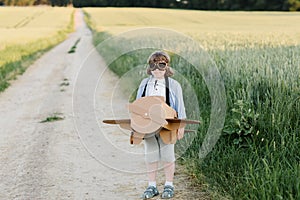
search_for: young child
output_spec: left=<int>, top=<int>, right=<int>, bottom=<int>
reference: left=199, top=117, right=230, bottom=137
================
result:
left=136, top=51, right=186, bottom=199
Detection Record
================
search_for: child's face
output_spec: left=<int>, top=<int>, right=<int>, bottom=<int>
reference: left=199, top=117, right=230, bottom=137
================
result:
left=150, top=61, right=167, bottom=79
left=151, top=67, right=166, bottom=79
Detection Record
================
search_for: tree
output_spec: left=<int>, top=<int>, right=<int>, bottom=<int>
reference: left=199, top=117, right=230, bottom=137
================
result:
left=4, top=0, right=35, bottom=5
left=288, top=0, right=300, bottom=10
left=50, top=0, right=70, bottom=6
left=34, top=0, right=49, bottom=5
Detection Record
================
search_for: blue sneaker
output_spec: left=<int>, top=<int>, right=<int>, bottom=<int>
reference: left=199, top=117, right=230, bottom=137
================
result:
left=141, top=186, right=159, bottom=199
left=161, top=185, right=174, bottom=199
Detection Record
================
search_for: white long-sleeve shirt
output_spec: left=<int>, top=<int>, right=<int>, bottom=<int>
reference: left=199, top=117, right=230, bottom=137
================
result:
left=136, top=76, right=186, bottom=119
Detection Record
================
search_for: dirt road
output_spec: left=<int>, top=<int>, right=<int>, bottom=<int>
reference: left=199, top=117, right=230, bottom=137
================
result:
left=0, top=9, right=209, bottom=200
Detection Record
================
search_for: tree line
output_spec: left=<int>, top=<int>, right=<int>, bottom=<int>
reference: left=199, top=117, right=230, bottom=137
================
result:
left=0, top=0, right=68, bottom=6
left=1, top=0, right=300, bottom=11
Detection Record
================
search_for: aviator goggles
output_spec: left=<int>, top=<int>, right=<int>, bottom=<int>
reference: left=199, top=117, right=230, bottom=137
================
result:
left=149, top=62, right=167, bottom=71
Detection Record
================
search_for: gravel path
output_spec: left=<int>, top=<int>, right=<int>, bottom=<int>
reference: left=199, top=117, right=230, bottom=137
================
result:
left=0, top=9, right=209, bottom=200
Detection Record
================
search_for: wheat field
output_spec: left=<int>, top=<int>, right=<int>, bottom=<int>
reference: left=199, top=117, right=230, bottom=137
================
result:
left=84, top=8, right=300, bottom=199
left=0, top=7, right=74, bottom=50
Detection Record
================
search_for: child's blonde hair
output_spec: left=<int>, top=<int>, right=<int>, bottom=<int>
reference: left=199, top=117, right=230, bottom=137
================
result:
left=146, top=51, right=174, bottom=77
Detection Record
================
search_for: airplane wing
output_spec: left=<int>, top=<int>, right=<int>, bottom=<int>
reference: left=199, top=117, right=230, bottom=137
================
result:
left=102, top=118, right=200, bottom=132
left=102, top=119, right=200, bottom=124
left=102, top=119, right=130, bottom=124
left=161, top=118, right=199, bottom=130
left=166, top=119, right=200, bottom=124
left=102, top=119, right=131, bottom=130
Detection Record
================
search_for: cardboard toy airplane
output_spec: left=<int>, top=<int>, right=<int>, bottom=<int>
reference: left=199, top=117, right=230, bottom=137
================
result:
left=102, top=96, right=200, bottom=145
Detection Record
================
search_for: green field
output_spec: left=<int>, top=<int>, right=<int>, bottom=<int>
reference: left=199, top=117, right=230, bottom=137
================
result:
left=84, top=8, right=300, bottom=200
left=0, top=7, right=74, bottom=91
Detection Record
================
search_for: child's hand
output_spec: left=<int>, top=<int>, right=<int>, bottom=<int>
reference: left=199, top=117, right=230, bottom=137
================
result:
left=177, top=127, right=185, bottom=140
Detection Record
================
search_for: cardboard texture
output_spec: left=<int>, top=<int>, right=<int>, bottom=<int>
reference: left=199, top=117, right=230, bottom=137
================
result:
left=102, top=96, right=200, bottom=144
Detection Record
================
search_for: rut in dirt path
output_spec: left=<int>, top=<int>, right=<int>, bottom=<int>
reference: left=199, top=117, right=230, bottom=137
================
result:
left=0, top=9, right=211, bottom=200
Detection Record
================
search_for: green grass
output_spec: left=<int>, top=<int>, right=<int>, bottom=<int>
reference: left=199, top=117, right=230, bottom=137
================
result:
left=0, top=7, right=74, bottom=92
left=40, top=112, right=64, bottom=123
left=68, top=38, right=81, bottom=53
left=83, top=8, right=300, bottom=200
